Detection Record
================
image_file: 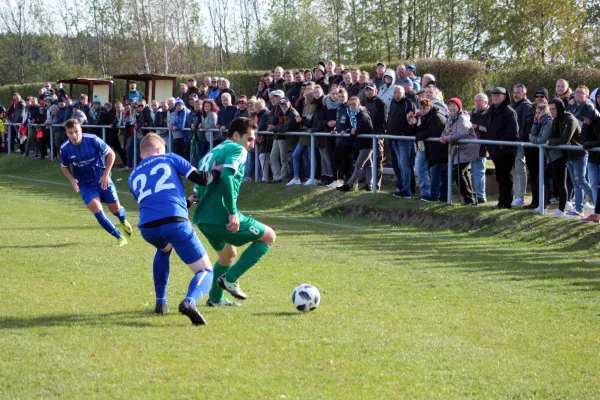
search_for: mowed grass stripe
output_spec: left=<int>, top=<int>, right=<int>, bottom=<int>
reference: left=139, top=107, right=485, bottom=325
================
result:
left=0, top=175, right=599, bottom=398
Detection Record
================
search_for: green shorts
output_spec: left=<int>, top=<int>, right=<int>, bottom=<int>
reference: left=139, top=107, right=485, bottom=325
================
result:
left=197, top=215, right=266, bottom=251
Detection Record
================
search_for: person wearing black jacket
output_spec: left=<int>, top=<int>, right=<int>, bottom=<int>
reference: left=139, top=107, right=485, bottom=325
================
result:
left=254, top=99, right=272, bottom=182
left=387, top=85, right=417, bottom=198
left=338, top=97, right=375, bottom=192
left=363, top=84, right=387, bottom=190
left=485, top=87, right=519, bottom=209
left=314, top=66, right=329, bottom=95
left=546, top=99, right=580, bottom=215
left=413, top=99, right=447, bottom=201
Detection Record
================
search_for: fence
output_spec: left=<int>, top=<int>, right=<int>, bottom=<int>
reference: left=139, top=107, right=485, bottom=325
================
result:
left=4, top=122, right=600, bottom=214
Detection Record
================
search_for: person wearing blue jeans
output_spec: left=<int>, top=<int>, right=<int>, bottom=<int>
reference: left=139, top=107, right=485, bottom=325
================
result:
left=415, top=149, right=431, bottom=198
left=429, top=162, right=448, bottom=201
left=470, top=157, right=487, bottom=202
left=392, top=140, right=416, bottom=197
left=567, top=154, right=594, bottom=214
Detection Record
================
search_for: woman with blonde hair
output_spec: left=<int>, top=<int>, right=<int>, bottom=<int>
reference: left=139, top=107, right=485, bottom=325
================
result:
left=529, top=103, right=555, bottom=213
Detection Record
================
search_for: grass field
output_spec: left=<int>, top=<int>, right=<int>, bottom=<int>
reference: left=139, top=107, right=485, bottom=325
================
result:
left=1, top=155, right=600, bottom=399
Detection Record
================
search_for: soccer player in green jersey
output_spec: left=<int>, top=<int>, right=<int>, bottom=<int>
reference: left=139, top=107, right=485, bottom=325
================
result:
left=192, top=117, right=277, bottom=306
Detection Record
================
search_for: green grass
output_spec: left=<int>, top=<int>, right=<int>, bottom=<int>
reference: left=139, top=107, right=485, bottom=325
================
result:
left=1, top=155, right=600, bottom=399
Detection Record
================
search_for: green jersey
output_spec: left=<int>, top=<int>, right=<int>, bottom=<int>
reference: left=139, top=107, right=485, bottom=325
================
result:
left=192, top=140, right=247, bottom=225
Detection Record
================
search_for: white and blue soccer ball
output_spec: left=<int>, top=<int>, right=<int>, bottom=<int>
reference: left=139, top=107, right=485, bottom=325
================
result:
left=292, top=284, right=320, bottom=312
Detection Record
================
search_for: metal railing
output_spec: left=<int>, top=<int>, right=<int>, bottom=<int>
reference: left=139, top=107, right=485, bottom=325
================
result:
left=5, top=122, right=600, bottom=215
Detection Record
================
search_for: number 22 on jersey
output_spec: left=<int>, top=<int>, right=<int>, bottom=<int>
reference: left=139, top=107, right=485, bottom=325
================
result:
left=132, top=163, right=176, bottom=203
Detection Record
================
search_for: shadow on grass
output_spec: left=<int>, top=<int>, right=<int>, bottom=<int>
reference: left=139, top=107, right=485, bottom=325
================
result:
left=0, top=310, right=176, bottom=329
left=250, top=311, right=301, bottom=317
left=0, top=243, right=80, bottom=249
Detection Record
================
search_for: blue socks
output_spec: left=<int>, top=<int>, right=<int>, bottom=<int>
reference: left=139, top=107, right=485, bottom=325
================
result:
left=93, top=210, right=121, bottom=239
left=184, top=269, right=214, bottom=306
left=154, top=249, right=171, bottom=306
left=112, top=207, right=127, bottom=223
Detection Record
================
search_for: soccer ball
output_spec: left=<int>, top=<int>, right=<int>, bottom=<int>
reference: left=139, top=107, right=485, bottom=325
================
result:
left=292, top=284, right=320, bottom=312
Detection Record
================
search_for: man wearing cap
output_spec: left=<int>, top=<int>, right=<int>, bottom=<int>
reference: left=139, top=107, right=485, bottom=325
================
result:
left=187, top=93, right=198, bottom=110
left=486, top=87, right=519, bottom=209
left=234, top=96, right=250, bottom=119
left=168, top=98, right=190, bottom=158
left=70, top=101, right=88, bottom=126
left=374, top=62, right=386, bottom=89
left=405, top=65, right=421, bottom=92
left=187, top=78, right=200, bottom=98
left=314, top=65, right=330, bottom=94
left=268, top=97, right=299, bottom=183
left=207, top=77, right=220, bottom=101
left=400, top=78, right=417, bottom=104
left=363, top=82, right=387, bottom=190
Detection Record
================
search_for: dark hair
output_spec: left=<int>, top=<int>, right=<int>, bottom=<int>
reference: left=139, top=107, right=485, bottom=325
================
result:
left=227, top=117, right=258, bottom=139
left=418, top=99, right=433, bottom=108
left=202, top=100, right=219, bottom=115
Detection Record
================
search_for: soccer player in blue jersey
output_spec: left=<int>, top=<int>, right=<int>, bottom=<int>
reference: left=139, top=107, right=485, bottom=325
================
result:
left=60, top=119, right=132, bottom=246
left=128, top=133, right=220, bottom=325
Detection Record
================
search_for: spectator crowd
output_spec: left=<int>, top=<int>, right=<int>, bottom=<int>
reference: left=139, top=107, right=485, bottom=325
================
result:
left=1, top=61, right=600, bottom=223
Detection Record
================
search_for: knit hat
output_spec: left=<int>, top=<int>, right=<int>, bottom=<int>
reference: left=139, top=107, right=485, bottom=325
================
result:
left=58, top=97, right=66, bottom=103
left=399, top=78, right=412, bottom=86
left=174, top=98, right=185, bottom=107
left=406, top=64, right=417, bottom=72
left=447, top=97, right=463, bottom=111
left=535, top=88, right=549, bottom=99
left=313, top=64, right=325, bottom=74
left=92, top=95, right=102, bottom=105
left=271, top=90, right=285, bottom=97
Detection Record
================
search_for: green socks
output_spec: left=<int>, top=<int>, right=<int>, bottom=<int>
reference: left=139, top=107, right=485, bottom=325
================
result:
left=209, top=262, right=229, bottom=302
left=225, top=242, right=271, bottom=283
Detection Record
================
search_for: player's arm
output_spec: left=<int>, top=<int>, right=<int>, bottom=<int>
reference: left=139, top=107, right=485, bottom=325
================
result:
left=221, top=168, right=240, bottom=232
left=61, top=165, right=79, bottom=193
left=99, top=148, right=115, bottom=190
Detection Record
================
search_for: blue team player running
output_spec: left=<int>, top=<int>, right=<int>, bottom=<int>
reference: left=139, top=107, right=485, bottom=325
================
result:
left=60, top=119, right=132, bottom=246
left=128, top=132, right=220, bottom=325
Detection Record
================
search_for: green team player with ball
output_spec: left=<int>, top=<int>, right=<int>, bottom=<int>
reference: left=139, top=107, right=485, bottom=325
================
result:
left=192, top=117, right=277, bottom=307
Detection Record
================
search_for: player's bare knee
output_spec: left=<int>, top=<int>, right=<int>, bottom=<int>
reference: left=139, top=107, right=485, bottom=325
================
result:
left=107, top=203, right=120, bottom=213
left=160, top=244, right=173, bottom=252
left=259, top=227, right=276, bottom=247
left=218, top=245, right=237, bottom=265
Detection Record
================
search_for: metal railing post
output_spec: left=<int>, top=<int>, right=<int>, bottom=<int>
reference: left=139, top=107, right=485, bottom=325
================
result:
left=101, top=127, right=107, bottom=162
left=254, top=146, right=259, bottom=183
left=49, top=126, right=54, bottom=161
left=372, top=137, right=378, bottom=194
left=539, top=146, right=545, bottom=215
left=209, top=130, right=214, bottom=150
left=447, top=145, right=453, bottom=204
left=133, top=130, right=138, bottom=168
left=168, top=128, right=172, bottom=153
left=310, top=133, right=316, bottom=185
left=7, top=123, right=12, bottom=155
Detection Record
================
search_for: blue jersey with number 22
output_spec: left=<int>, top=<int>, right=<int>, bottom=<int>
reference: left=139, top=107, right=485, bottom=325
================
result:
left=128, top=153, right=195, bottom=226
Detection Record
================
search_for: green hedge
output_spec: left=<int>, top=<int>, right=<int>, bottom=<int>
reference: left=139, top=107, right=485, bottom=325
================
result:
left=5, top=62, right=600, bottom=111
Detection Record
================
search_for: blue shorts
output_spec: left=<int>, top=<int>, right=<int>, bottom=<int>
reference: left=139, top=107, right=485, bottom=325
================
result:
left=140, top=221, right=207, bottom=264
left=80, top=181, right=119, bottom=206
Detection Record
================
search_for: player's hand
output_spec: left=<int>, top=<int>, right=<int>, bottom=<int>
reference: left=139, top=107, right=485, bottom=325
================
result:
left=99, top=174, right=110, bottom=190
left=211, top=161, right=223, bottom=172
left=226, top=214, right=240, bottom=233
left=70, top=178, right=79, bottom=193
left=187, top=195, right=199, bottom=206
